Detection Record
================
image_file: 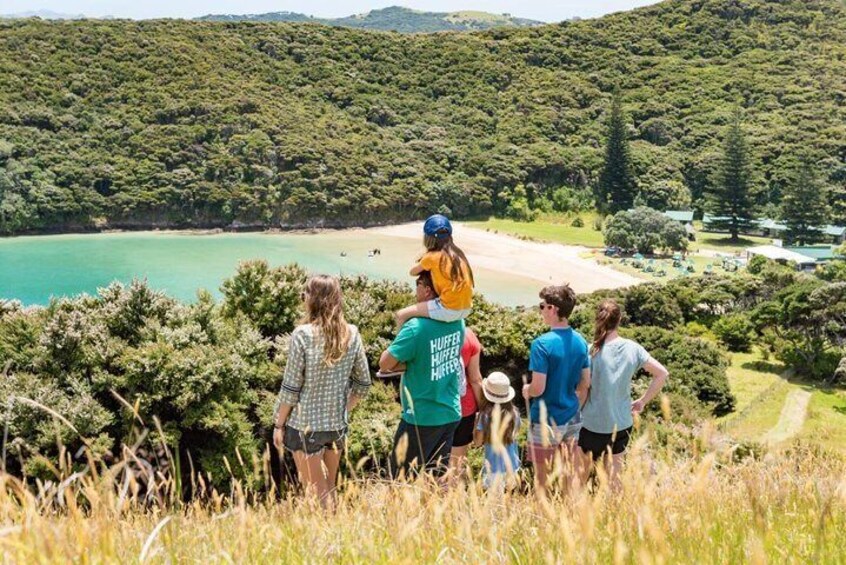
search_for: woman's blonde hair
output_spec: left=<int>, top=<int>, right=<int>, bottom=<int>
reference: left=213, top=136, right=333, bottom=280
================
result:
left=423, top=234, right=475, bottom=288
left=302, top=275, right=350, bottom=366
left=592, top=299, right=622, bottom=356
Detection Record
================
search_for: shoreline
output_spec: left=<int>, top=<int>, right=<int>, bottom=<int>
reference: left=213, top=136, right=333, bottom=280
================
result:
left=369, top=222, right=641, bottom=293
left=1, top=222, right=641, bottom=295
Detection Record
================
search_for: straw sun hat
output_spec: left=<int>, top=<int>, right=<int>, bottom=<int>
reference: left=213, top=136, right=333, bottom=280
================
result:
left=482, top=371, right=515, bottom=404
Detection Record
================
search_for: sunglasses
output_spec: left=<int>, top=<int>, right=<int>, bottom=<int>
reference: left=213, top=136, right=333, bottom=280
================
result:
left=538, top=302, right=555, bottom=312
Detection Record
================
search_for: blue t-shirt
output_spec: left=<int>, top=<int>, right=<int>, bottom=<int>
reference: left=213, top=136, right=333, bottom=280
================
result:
left=582, top=338, right=651, bottom=434
left=528, top=327, right=590, bottom=426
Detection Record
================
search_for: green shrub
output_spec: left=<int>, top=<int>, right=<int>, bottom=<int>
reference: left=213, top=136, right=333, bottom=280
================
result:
left=346, top=381, right=401, bottom=474
left=221, top=261, right=306, bottom=338
left=684, top=321, right=715, bottom=340
left=625, top=326, right=735, bottom=416
left=570, top=216, right=584, bottom=228
left=592, top=215, right=604, bottom=231
left=712, top=314, right=755, bottom=352
left=623, top=284, right=684, bottom=328
left=603, top=207, right=688, bottom=254
left=746, top=254, right=771, bottom=275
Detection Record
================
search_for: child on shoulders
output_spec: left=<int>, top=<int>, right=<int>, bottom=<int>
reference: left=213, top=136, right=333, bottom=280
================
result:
left=395, top=214, right=474, bottom=327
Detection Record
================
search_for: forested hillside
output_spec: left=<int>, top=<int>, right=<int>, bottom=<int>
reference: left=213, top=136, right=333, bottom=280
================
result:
left=0, top=0, right=845, bottom=234
left=196, top=6, right=544, bottom=32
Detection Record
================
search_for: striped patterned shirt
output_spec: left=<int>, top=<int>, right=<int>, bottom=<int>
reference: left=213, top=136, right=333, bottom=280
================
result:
left=275, top=323, right=371, bottom=432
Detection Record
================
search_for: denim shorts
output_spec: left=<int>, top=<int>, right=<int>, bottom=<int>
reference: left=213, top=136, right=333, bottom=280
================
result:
left=526, top=412, right=583, bottom=461
left=426, top=298, right=471, bottom=322
left=283, top=427, right=346, bottom=455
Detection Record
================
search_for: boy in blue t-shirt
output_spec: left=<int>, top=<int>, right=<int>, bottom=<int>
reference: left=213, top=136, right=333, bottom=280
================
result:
left=522, top=283, right=590, bottom=493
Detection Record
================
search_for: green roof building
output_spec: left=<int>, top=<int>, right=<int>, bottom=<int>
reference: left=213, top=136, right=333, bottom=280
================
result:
left=783, top=245, right=841, bottom=263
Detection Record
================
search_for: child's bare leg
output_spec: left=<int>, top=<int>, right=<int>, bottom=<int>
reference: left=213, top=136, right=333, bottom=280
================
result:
left=395, top=302, right=430, bottom=328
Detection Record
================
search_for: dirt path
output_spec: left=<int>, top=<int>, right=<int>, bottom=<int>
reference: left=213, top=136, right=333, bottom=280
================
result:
left=761, top=388, right=812, bottom=445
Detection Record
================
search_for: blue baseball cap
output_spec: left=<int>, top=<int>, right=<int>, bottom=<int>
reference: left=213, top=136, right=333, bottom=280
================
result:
left=423, top=214, right=452, bottom=238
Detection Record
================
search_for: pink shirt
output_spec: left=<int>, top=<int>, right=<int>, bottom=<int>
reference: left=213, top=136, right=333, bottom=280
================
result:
left=460, top=328, right=482, bottom=417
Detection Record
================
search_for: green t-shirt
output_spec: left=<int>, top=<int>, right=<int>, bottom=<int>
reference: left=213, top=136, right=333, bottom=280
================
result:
left=388, top=318, right=465, bottom=426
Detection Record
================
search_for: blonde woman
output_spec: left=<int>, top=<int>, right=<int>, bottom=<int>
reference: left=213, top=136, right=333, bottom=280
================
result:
left=273, top=275, right=371, bottom=508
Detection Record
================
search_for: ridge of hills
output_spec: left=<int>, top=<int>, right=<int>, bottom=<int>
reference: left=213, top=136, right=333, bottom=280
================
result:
left=0, top=0, right=844, bottom=233
left=195, top=6, right=546, bottom=32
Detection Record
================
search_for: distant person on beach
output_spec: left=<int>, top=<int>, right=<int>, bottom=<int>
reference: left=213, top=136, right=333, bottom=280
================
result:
left=395, top=214, right=474, bottom=327
left=522, top=283, right=591, bottom=494
left=411, top=271, right=484, bottom=478
left=380, top=274, right=465, bottom=478
left=579, top=299, right=668, bottom=491
left=272, top=275, right=371, bottom=509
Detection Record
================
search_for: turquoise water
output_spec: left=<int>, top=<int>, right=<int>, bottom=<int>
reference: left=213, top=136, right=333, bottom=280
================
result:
left=0, top=231, right=540, bottom=307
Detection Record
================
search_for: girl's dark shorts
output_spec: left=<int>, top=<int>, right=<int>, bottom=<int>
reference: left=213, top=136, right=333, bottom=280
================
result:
left=283, top=427, right=346, bottom=455
left=578, top=426, right=632, bottom=461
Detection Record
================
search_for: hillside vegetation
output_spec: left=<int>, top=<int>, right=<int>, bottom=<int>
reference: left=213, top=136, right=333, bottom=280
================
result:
left=196, top=6, right=543, bottom=32
left=1, top=0, right=845, bottom=234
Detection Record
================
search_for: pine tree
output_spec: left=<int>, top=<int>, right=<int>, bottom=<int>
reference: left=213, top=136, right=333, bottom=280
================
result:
left=597, top=90, right=637, bottom=213
left=706, top=108, right=757, bottom=242
left=782, top=160, right=829, bottom=246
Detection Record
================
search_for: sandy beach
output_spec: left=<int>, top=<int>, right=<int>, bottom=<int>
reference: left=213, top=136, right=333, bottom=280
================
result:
left=370, top=223, right=641, bottom=294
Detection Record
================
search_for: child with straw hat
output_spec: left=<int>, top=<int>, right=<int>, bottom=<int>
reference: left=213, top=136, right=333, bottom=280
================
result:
left=473, top=372, right=521, bottom=490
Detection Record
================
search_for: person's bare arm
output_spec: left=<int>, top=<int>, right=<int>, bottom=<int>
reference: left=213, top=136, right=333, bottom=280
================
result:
left=274, top=404, right=292, bottom=429
left=522, top=371, right=547, bottom=399
left=576, top=367, right=591, bottom=408
left=379, top=349, right=403, bottom=372
left=632, top=358, right=669, bottom=414
left=472, top=414, right=484, bottom=447
left=409, top=263, right=424, bottom=276
left=348, top=336, right=371, bottom=413
left=467, top=352, right=484, bottom=407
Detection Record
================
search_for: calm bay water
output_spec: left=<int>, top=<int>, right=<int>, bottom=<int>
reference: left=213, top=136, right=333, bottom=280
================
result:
left=0, top=231, right=540, bottom=307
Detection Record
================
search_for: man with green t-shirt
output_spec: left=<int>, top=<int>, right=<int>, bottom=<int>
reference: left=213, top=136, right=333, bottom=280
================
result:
left=379, top=306, right=465, bottom=478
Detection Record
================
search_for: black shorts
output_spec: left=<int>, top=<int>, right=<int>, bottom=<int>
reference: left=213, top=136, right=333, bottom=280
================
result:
left=283, top=427, right=346, bottom=455
left=452, top=413, right=476, bottom=448
left=578, top=427, right=632, bottom=461
left=390, top=419, right=460, bottom=479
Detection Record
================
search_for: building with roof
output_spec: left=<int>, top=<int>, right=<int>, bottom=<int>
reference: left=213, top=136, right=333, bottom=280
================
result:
left=823, top=225, right=846, bottom=244
left=784, top=245, right=841, bottom=263
left=663, top=210, right=695, bottom=240
left=746, top=245, right=818, bottom=269
left=756, top=219, right=788, bottom=238
left=663, top=210, right=694, bottom=223
left=702, top=215, right=844, bottom=244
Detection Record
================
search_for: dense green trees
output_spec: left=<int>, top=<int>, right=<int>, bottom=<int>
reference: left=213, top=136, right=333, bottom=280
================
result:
left=597, top=90, right=637, bottom=213
left=604, top=207, right=688, bottom=254
left=0, top=0, right=845, bottom=234
left=706, top=109, right=757, bottom=241
left=781, top=159, right=830, bottom=245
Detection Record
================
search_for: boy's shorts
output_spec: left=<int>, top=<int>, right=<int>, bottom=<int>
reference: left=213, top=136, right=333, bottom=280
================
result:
left=426, top=297, right=470, bottom=322
left=526, top=412, right=583, bottom=463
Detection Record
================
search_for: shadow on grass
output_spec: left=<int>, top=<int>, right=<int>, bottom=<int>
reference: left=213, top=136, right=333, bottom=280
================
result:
left=699, top=236, right=760, bottom=248
left=741, top=360, right=785, bottom=375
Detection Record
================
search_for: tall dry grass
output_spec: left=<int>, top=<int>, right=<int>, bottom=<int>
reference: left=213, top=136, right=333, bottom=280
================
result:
left=0, top=421, right=844, bottom=564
